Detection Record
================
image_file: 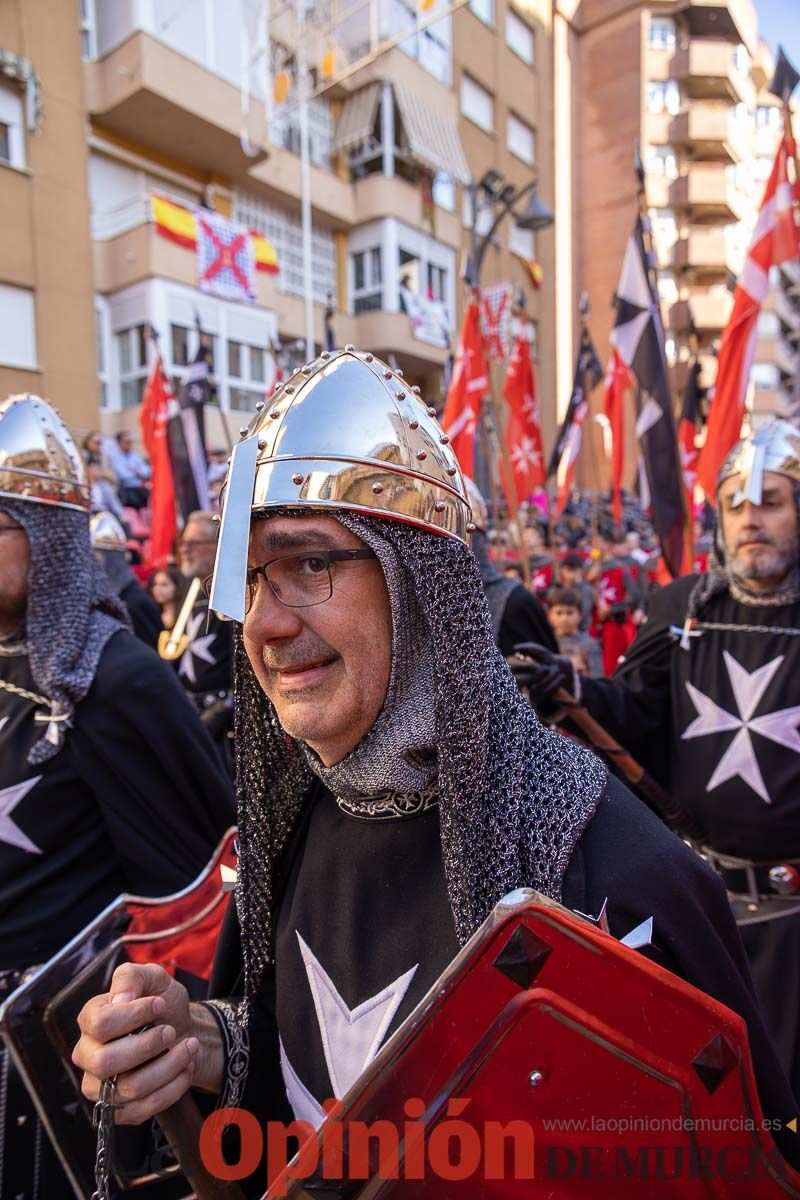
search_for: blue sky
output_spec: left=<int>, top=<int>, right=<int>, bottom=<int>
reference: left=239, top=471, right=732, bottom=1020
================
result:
left=755, top=0, right=800, bottom=79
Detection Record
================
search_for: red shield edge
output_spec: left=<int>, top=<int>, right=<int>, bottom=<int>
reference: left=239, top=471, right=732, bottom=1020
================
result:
left=0, top=828, right=237, bottom=1199
left=267, top=889, right=800, bottom=1199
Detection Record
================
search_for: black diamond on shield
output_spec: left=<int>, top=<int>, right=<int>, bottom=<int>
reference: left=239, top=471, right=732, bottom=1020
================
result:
left=492, top=924, right=552, bottom=990
left=692, top=1033, right=739, bottom=1095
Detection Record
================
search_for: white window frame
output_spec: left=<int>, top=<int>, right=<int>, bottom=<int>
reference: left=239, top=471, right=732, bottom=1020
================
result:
left=115, top=323, right=149, bottom=410
left=351, top=246, right=384, bottom=314
left=0, top=283, right=37, bottom=369
left=347, top=218, right=455, bottom=328
left=648, top=16, right=676, bottom=50
left=460, top=74, right=494, bottom=134
left=0, top=82, right=26, bottom=170
left=80, top=0, right=98, bottom=59
left=644, top=143, right=678, bottom=179
left=506, top=8, right=534, bottom=65
left=227, top=340, right=272, bottom=412
left=646, top=80, right=680, bottom=116
left=507, top=112, right=535, bottom=165
left=94, top=296, right=111, bottom=409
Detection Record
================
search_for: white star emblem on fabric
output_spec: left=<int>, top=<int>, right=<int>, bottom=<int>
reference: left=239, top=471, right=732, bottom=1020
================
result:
left=280, top=933, right=417, bottom=1124
left=178, top=611, right=217, bottom=684
left=511, top=436, right=542, bottom=472
left=532, top=571, right=549, bottom=591
left=682, top=651, right=800, bottom=803
left=679, top=440, right=698, bottom=491
left=0, top=775, right=43, bottom=854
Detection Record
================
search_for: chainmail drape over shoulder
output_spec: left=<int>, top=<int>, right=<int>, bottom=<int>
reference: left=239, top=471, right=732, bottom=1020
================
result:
left=0, top=499, right=130, bottom=764
left=232, top=514, right=607, bottom=1013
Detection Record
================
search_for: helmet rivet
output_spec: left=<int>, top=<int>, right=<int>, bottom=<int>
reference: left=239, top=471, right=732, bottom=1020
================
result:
left=285, top=385, right=295, bottom=395
left=434, top=500, right=446, bottom=512
left=396, top=368, right=404, bottom=377
left=239, top=426, right=249, bottom=437
left=255, top=400, right=265, bottom=411
left=439, top=434, right=450, bottom=444
left=345, top=343, right=356, bottom=352
left=383, top=369, right=392, bottom=380
left=372, top=482, right=384, bottom=494
left=447, top=466, right=458, bottom=476
left=365, top=352, right=374, bottom=362
left=412, top=385, right=421, bottom=395
left=258, top=438, right=267, bottom=450
left=427, top=406, right=437, bottom=417
left=466, top=521, right=476, bottom=533
left=212, top=514, right=221, bottom=524
left=321, top=350, right=331, bottom=359
left=270, top=410, right=280, bottom=419
left=292, top=473, right=305, bottom=485
left=408, top=419, right=419, bottom=430
left=416, top=449, right=427, bottom=461
left=396, top=391, right=406, bottom=401
left=302, top=366, right=312, bottom=376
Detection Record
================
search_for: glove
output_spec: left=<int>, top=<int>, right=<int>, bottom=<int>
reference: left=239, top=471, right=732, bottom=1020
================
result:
left=508, top=643, right=579, bottom=704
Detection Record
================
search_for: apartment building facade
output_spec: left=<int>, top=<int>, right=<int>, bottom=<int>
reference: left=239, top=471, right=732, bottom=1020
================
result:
left=571, top=0, right=798, bottom=484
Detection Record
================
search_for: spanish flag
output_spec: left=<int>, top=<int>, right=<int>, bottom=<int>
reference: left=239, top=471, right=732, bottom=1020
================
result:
left=151, top=194, right=279, bottom=275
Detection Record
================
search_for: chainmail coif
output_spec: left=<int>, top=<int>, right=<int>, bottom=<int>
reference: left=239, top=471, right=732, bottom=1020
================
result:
left=232, top=512, right=607, bottom=1015
left=0, top=498, right=130, bottom=764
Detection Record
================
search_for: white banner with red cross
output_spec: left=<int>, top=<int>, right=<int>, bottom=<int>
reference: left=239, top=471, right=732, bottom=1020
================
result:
left=195, top=208, right=256, bottom=303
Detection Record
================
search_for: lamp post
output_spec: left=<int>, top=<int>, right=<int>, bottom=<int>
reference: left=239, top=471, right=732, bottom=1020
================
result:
left=465, top=170, right=554, bottom=567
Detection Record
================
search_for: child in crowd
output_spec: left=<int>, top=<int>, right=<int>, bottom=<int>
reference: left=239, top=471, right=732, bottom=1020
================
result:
left=546, top=586, right=603, bottom=677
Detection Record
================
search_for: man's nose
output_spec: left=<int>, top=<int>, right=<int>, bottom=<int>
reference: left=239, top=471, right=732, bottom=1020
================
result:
left=244, top=577, right=305, bottom=642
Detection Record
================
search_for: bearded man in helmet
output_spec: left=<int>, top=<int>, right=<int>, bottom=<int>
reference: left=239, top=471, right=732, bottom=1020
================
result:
left=513, top=418, right=800, bottom=1100
left=74, top=354, right=799, bottom=1193
left=0, top=394, right=234, bottom=1198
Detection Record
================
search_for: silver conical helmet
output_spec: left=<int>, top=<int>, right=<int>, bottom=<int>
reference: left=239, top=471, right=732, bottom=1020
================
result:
left=90, top=510, right=128, bottom=550
left=210, top=348, right=473, bottom=621
left=718, top=418, right=800, bottom=507
left=0, top=393, right=90, bottom=513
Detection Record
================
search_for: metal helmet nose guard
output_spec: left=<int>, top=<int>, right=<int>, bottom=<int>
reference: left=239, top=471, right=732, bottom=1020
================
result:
left=0, top=393, right=90, bottom=513
left=210, top=347, right=475, bottom=622
left=718, top=418, right=800, bottom=508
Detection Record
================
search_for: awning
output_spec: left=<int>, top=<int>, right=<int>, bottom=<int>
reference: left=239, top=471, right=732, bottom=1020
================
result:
left=393, top=80, right=471, bottom=185
left=332, top=82, right=381, bottom=152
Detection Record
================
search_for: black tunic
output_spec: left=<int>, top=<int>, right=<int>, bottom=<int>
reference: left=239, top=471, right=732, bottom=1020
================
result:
left=174, top=598, right=233, bottom=697
left=120, top=577, right=162, bottom=650
left=0, top=628, right=235, bottom=971
left=580, top=574, right=800, bottom=1096
left=208, top=776, right=800, bottom=1192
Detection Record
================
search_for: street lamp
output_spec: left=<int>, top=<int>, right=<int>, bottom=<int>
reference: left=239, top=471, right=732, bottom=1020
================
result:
left=466, top=171, right=554, bottom=286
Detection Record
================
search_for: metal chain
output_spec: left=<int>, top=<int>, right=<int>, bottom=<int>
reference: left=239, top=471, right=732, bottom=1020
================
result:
left=91, top=1077, right=116, bottom=1200
left=693, top=621, right=800, bottom=637
left=0, top=677, right=49, bottom=708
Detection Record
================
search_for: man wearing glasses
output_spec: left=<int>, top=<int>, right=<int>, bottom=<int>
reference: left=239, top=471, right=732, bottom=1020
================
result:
left=74, top=349, right=799, bottom=1190
left=0, top=394, right=235, bottom=1199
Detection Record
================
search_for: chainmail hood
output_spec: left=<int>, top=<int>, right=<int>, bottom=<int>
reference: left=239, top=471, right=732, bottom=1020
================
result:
left=232, top=512, right=607, bottom=1013
left=0, top=498, right=130, bottom=764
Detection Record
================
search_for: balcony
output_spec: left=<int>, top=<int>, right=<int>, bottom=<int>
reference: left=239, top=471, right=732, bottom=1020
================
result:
left=352, top=173, right=461, bottom=249
left=669, top=165, right=743, bottom=220
left=669, top=0, right=758, bottom=56
left=673, top=228, right=738, bottom=277
left=669, top=104, right=746, bottom=163
left=84, top=31, right=267, bottom=181
left=353, top=309, right=449, bottom=371
left=670, top=41, right=750, bottom=104
left=645, top=175, right=671, bottom=208
left=670, top=292, right=733, bottom=332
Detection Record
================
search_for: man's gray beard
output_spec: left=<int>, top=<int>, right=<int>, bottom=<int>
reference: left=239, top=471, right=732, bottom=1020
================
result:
left=727, top=543, right=798, bottom=586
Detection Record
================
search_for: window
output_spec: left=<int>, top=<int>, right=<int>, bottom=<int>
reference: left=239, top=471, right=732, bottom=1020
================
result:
left=80, top=0, right=97, bottom=59
left=0, top=82, right=25, bottom=169
left=95, top=302, right=109, bottom=408
left=648, top=17, right=676, bottom=50
left=733, top=44, right=751, bottom=76
left=0, top=284, right=36, bottom=369
left=755, top=105, right=781, bottom=130
left=657, top=270, right=678, bottom=303
left=116, top=324, right=148, bottom=408
left=171, top=324, right=190, bottom=367
left=469, top=0, right=493, bottom=26
left=351, top=247, right=383, bottom=314
left=507, top=113, right=535, bottom=165
left=385, top=0, right=452, bottom=84
left=235, top=192, right=337, bottom=306
left=506, top=8, right=534, bottom=64
left=508, top=220, right=534, bottom=260
left=460, top=75, right=494, bottom=134
left=644, top=143, right=678, bottom=179
left=752, top=363, right=779, bottom=389
left=646, top=80, right=680, bottom=115
left=271, top=97, right=334, bottom=170
left=228, top=341, right=269, bottom=411
left=462, top=189, right=494, bottom=236
left=427, top=263, right=447, bottom=302
left=432, top=173, right=455, bottom=212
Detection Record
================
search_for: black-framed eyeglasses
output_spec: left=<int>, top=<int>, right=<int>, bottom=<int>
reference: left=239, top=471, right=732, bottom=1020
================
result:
left=204, top=548, right=378, bottom=613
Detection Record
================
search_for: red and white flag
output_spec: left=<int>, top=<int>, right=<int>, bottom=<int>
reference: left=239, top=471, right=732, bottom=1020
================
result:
left=479, top=283, right=513, bottom=361
left=502, top=332, right=545, bottom=501
left=442, top=298, right=489, bottom=478
left=553, top=398, right=589, bottom=519
left=602, top=349, right=633, bottom=526
left=696, top=134, right=800, bottom=497
left=139, top=354, right=177, bottom=567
